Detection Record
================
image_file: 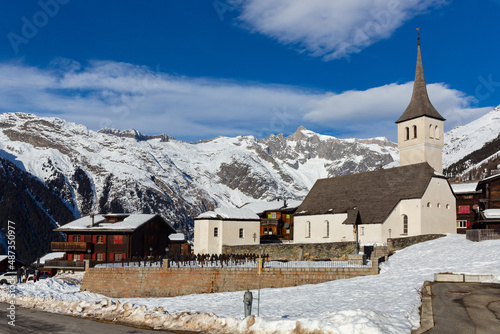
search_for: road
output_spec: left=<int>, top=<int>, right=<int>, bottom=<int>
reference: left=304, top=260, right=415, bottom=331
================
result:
left=426, top=282, right=500, bottom=334
left=0, top=302, right=200, bottom=333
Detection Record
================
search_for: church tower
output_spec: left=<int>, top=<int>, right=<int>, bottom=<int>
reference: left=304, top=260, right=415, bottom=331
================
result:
left=396, top=36, right=445, bottom=174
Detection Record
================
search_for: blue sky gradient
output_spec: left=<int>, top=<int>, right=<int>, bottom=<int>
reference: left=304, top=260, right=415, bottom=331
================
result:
left=0, top=1, right=498, bottom=141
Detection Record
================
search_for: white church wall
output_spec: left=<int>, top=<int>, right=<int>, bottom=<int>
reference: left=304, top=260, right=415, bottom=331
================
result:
left=294, top=214, right=353, bottom=243
left=220, top=220, right=260, bottom=250
left=193, top=219, right=222, bottom=254
left=420, top=177, right=456, bottom=234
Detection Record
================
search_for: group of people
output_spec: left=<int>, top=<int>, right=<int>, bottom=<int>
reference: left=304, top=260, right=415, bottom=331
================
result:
left=16, top=266, right=43, bottom=283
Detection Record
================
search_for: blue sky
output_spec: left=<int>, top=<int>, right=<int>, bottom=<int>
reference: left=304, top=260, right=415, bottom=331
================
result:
left=0, top=1, right=499, bottom=142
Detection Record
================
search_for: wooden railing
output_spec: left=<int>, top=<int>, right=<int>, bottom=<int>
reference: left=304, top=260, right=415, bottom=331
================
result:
left=466, top=229, right=500, bottom=242
left=44, top=260, right=85, bottom=269
left=51, top=242, right=92, bottom=252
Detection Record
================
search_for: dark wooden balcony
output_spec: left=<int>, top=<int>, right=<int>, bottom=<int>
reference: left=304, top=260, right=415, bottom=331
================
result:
left=44, top=260, right=85, bottom=269
left=51, top=242, right=93, bottom=252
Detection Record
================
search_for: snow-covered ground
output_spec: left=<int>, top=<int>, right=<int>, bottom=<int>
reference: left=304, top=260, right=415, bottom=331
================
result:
left=2, top=234, right=500, bottom=333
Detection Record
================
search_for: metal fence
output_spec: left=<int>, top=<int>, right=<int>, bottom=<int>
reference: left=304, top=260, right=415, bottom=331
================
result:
left=93, top=254, right=372, bottom=269
left=466, top=229, right=500, bottom=242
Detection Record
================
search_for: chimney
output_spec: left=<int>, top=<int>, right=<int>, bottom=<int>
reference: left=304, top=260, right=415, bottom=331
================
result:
left=284, top=199, right=287, bottom=208
left=90, top=214, right=95, bottom=227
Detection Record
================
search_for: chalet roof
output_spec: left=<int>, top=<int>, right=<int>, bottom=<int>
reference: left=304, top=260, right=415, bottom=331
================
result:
left=296, top=163, right=448, bottom=224
left=476, top=173, right=500, bottom=189
left=195, top=207, right=260, bottom=221
left=451, top=182, right=480, bottom=194
left=478, top=209, right=500, bottom=223
left=56, top=214, right=174, bottom=232
left=396, top=38, right=445, bottom=124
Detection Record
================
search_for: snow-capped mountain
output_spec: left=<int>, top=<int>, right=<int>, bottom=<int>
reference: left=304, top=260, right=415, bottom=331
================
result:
left=443, top=105, right=500, bottom=179
left=0, top=113, right=399, bottom=237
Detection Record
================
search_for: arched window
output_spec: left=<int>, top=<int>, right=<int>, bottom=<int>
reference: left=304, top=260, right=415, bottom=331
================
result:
left=324, top=220, right=330, bottom=238
left=427, top=202, right=432, bottom=208
left=402, top=215, right=408, bottom=234
left=214, top=227, right=219, bottom=237
left=239, top=228, right=244, bottom=238
left=306, top=221, right=311, bottom=238
left=435, top=125, right=440, bottom=139
left=405, top=127, right=410, bottom=140
left=413, top=125, right=417, bottom=139
left=429, top=124, right=434, bottom=138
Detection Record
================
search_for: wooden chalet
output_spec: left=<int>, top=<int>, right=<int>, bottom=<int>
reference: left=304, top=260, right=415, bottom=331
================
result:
left=47, top=213, right=176, bottom=270
left=259, top=200, right=298, bottom=242
left=476, top=173, right=500, bottom=229
left=450, top=181, right=482, bottom=233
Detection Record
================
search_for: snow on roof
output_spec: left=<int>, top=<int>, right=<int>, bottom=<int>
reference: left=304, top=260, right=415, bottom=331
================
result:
left=37, top=252, right=66, bottom=265
left=196, top=207, right=259, bottom=220
left=239, top=200, right=302, bottom=214
left=483, top=209, right=500, bottom=219
left=57, top=214, right=158, bottom=231
left=168, top=233, right=185, bottom=241
left=451, top=182, right=480, bottom=194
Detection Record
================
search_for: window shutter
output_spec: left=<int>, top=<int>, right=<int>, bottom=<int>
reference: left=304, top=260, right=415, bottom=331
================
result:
left=68, top=235, right=73, bottom=242
left=92, top=253, right=96, bottom=261
left=109, top=253, right=114, bottom=261
left=122, top=253, right=126, bottom=260
left=68, top=253, right=73, bottom=261
left=103, top=235, right=107, bottom=244
left=102, top=253, right=106, bottom=261
left=92, top=235, right=97, bottom=243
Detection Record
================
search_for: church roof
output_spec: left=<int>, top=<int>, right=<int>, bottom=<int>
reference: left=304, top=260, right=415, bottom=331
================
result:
left=396, top=38, right=445, bottom=124
left=295, top=163, right=450, bottom=224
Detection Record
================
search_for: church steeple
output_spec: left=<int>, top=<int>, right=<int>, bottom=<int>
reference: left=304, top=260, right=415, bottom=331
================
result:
left=396, top=36, right=445, bottom=124
left=396, top=34, right=445, bottom=174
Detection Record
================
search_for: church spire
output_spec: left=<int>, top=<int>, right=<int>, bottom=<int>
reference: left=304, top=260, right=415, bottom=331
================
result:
left=396, top=35, right=445, bottom=123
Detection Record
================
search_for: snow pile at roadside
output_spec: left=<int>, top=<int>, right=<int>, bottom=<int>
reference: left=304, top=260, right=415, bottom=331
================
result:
left=2, top=234, right=500, bottom=333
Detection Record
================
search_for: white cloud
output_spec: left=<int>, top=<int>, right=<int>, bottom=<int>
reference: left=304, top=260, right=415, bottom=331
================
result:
left=0, top=61, right=490, bottom=142
left=238, top=0, right=449, bottom=59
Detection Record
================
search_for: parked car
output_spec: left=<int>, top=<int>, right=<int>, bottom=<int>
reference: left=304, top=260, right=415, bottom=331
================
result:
left=0, top=272, right=18, bottom=285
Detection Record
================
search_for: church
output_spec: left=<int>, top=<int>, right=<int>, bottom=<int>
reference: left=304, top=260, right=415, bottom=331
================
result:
left=293, top=38, right=456, bottom=244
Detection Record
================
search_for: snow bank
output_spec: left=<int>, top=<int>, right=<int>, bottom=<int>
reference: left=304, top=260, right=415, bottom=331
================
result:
left=2, top=235, right=500, bottom=333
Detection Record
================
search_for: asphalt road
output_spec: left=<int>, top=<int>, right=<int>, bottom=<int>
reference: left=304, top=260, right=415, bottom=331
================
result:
left=0, top=302, right=200, bottom=334
left=426, top=282, right=500, bottom=334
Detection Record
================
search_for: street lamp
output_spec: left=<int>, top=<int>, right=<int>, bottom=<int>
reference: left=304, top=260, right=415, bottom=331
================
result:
left=149, top=247, right=153, bottom=257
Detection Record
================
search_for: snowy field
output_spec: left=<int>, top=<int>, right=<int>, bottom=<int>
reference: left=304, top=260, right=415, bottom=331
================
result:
left=2, top=234, right=500, bottom=333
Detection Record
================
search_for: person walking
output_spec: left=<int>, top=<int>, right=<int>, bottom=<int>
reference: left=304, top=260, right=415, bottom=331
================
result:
left=34, top=268, right=39, bottom=282
left=16, top=267, right=23, bottom=284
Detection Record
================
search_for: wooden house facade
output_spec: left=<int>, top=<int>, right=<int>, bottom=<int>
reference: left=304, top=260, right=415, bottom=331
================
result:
left=259, top=203, right=297, bottom=242
left=476, top=173, right=500, bottom=229
left=48, top=214, right=176, bottom=269
left=450, top=181, right=482, bottom=233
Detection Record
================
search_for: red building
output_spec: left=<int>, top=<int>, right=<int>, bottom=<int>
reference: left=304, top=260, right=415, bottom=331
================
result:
left=450, top=181, right=481, bottom=233
left=47, top=213, right=176, bottom=271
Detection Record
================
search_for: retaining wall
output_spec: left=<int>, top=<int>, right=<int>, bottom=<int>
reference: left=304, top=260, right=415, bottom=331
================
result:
left=222, top=242, right=356, bottom=261
left=81, top=263, right=379, bottom=298
left=388, top=234, right=445, bottom=251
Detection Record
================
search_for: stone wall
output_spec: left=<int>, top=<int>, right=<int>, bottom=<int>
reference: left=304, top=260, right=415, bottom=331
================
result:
left=222, top=242, right=356, bottom=261
left=388, top=234, right=445, bottom=252
left=81, top=263, right=379, bottom=298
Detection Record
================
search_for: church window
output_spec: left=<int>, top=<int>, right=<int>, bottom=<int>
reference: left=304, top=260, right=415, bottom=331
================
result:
left=429, top=124, right=433, bottom=138
left=306, top=221, right=311, bottom=238
left=413, top=125, right=417, bottom=139
left=324, top=220, right=330, bottom=238
left=427, top=202, right=432, bottom=208
left=360, top=227, right=365, bottom=236
left=446, top=204, right=451, bottom=210
left=437, top=203, right=441, bottom=209
left=402, top=215, right=408, bottom=234
left=435, top=126, right=440, bottom=139
left=214, top=227, right=219, bottom=237
left=239, top=228, right=244, bottom=238
left=405, top=127, right=410, bottom=140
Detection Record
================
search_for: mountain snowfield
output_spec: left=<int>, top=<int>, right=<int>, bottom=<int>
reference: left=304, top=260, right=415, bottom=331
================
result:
left=0, top=113, right=398, bottom=233
left=443, top=104, right=500, bottom=172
